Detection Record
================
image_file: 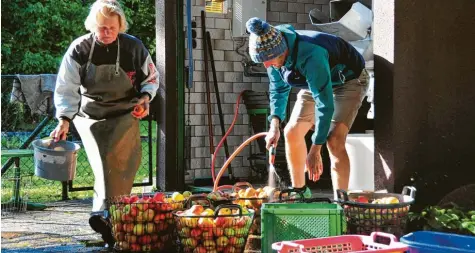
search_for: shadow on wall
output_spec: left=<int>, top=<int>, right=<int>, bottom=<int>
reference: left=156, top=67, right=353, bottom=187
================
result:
left=373, top=54, right=394, bottom=192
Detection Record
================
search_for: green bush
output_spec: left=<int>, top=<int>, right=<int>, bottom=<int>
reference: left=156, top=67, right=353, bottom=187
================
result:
left=1, top=0, right=156, bottom=75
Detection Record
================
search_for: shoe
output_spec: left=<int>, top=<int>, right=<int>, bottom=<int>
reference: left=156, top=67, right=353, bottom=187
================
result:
left=89, top=214, right=115, bottom=248
left=302, top=186, right=312, bottom=199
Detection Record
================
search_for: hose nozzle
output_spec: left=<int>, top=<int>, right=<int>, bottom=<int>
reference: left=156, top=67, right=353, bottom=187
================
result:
left=269, top=145, right=276, bottom=165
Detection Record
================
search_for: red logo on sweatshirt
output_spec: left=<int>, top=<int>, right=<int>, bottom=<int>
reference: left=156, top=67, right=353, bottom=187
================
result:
left=126, top=71, right=136, bottom=85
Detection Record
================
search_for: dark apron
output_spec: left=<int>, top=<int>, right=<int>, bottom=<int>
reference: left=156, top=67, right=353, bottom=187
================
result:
left=73, top=36, right=141, bottom=212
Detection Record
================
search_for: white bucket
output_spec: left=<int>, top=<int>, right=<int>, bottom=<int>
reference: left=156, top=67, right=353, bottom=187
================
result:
left=32, top=139, right=80, bottom=181
left=346, top=133, right=374, bottom=192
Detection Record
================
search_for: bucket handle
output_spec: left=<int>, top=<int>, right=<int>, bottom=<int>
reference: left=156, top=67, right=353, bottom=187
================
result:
left=279, top=188, right=305, bottom=202
left=232, top=181, right=253, bottom=192
left=402, top=186, right=416, bottom=199
left=184, top=194, right=211, bottom=209
left=214, top=204, right=243, bottom=217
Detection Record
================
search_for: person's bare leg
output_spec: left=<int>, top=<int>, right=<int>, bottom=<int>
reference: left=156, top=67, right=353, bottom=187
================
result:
left=284, top=121, right=314, bottom=188
left=326, top=122, right=351, bottom=194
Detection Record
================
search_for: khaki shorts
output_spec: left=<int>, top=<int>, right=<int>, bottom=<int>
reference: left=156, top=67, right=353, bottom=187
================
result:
left=288, top=69, right=370, bottom=130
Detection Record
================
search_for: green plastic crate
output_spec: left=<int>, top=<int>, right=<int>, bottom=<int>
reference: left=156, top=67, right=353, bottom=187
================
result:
left=261, top=202, right=344, bottom=253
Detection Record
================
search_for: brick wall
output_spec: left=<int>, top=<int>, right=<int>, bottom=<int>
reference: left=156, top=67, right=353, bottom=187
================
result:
left=184, top=0, right=330, bottom=183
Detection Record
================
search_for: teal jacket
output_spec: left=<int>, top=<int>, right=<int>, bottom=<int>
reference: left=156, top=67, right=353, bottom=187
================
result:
left=268, top=24, right=365, bottom=144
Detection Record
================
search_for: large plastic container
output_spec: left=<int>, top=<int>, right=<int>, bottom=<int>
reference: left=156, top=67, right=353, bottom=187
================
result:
left=401, top=231, right=475, bottom=253
left=261, top=201, right=344, bottom=253
left=272, top=232, right=408, bottom=253
left=32, top=139, right=80, bottom=181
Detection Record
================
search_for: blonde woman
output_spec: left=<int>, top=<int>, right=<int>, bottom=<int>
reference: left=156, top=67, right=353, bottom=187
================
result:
left=50, top=0, right=159, bottom=246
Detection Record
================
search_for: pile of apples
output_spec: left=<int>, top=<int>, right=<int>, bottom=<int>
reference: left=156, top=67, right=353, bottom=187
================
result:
left=231, top=186, right=280, bottom=210
left=109, top=191, right=191, bottom=252
left=174, top=204, right=253, bottom=253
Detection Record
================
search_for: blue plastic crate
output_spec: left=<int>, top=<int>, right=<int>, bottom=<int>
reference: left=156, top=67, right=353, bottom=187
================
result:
left=401, top=231, right=475, bottom=253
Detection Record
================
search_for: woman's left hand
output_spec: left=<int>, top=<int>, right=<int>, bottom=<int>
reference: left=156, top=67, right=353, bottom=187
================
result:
left=132, top=94, right=150, bottom=119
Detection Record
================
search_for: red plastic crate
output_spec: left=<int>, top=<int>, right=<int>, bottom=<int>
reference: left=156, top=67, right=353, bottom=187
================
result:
left=272, top=232, right=408, bottom=253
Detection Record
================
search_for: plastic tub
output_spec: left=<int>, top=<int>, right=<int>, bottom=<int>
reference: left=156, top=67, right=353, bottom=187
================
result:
left=401, top=231, right=475, bottom=253
left=32, top=139, right=80, bottom=181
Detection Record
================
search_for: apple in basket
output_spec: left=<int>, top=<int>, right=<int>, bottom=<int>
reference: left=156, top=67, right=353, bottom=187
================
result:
left=125, top=233, right=137, bottom=244
left=213, top=227, right=224, bottom=237
left=129, top=243, right=141, bottom=252
left=145, top=222, right=155, bottom=234
left=153, top=213, right=166, bottom=223
left=216, top=236, right=229, bottom=247
left=144, top=209, right=155, bottom=222
left=138, top=235, right=152, bottom=245
left=133, top=223, right=145, bottom=236
left=191, top=228, right=202, bottom=239
left=151, top=234, right=159, bottom=243
left=180, top=227, right=191, bottom=237
left=152, top=241, right=165, bottom=251
left=224, top=245, right=237, bottom=253
left=123, top=223, right=134, bottom=233
left=193, top=246, right=207, bottom=253
left=118, top=241, right=129, bottom=250
left=203, top=239, right=216, bottom=249
left=129, top=195, right=139, bottom=203
left=115, top=231, right=125, bottom=241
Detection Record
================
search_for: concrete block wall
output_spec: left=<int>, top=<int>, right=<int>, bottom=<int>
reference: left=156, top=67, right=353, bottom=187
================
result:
left=184, top=0, right=330, bottom=183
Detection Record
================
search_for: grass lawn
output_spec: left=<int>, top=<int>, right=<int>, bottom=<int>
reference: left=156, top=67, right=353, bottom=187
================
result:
left=1, top=121, right=158, bottom=203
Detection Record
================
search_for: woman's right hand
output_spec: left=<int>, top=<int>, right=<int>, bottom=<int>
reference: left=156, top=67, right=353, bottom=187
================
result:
left=265, top=125, right=280, bottom=150
left=50, top=120, right=70, bottom=142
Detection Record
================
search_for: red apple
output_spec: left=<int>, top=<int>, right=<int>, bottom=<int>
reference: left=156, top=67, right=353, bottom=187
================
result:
left=123, top=223, right=134, bottom=233
left=129, top=243, right=141, bottom=252
left=125, top=233, right=137, bottom=244
left=193, top=246, right=207, bottom=253
left=190, top=228, right=202, bottom=238
left=118, top=241, right=129, bottom=250
left=114, top=231, right=125, bottom=241
left=153, top=192, right=166, bottom=202
left=151, top=234, right=159, bottom=242
left=129, top=195, right=139, bottom=203
left=136, top=199, right=149, bottom=211
left=224, top=245, right=237, bottom=253
left=138, top=234, right=152, bottom=245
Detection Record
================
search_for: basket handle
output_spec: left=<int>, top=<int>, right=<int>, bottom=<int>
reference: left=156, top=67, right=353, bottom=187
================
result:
left=214, top=204, right=243, bottom=217
left=216, top=185, right=236, bottom=193
left=279, top=188, right=305, bottom=202
left=232, top=182, right=253, bottom=192
left=304, top=197, right=333, bottom=203
left=184, top=194, right=211, bottom=209
left=336, top=189, right=349, bottom=202
left=272, top=241, right=307, bottom=253
left=370, top=232, right=398, bottom=245
left=402, top=186, right=416, bottom=200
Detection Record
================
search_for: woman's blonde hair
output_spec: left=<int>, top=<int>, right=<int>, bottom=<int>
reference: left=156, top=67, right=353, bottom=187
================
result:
left=84, top=0, right=128, bottom=33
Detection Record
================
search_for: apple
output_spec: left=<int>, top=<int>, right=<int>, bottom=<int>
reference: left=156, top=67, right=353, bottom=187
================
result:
left=121, top=213, right=133, bottom=223
left=224, top=245, right=237, bottom=253
left=114, top=231, right=125, bottom=241
left=138, top=234, right=152, bottom=245
left=135, top=211, right=145, bottom=223
left=123, top=223, right=134, bottom=233
left=115, top=222, right=124, bottom=232
left=152, top=241, right=165, bottom=251
left=129, top=195, right=139, bottom=203
left=224, top=228, right=235, bottom=237
left=203, top=239, right=216, bottom=249
left=180, top=227, right=191, bottom=237
left=213, top=227, right=224, bottom=237
left=190, top=228, right=202, bottom=238
left=198, top=217, right=214, bottom=228
left=133, top=223, right=144, bottom=236
left=129, top=243, right=141, bottom=252
left=153, top=192, right=166, bottom=202
left=145, top=222, right=155, bottom=234
left=125, top=233, right=137, bottom=244
left=142, top=244, right=152, bottom=252
left=136, top=198, right=149, bottom=211
left=112, top=209, right=122, bottom=222
left=193, top=246, right=207, bottom=253
left=144, top=209, right=155, bottom=222
left=216, top=236, right=229, bottom=247
left=188, top=205, right=204, bottom=215
left=218, top=207, right=231, bottom=215
left=202, top=228, right=213, bottom=240
left=118, top=241, right=129, bottom=250
left=151, top=234, right=159, bottom=242
left=156, top=221, right=169, bottom=231
left=121, top=196, right=131, bottom=204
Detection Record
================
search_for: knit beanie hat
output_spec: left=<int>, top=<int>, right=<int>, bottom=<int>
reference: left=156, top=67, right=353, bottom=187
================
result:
left=246, top=17, right=288, bottom=63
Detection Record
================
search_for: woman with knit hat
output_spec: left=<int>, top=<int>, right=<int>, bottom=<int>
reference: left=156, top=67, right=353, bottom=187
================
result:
left=246, top=17, right=369, bottom=198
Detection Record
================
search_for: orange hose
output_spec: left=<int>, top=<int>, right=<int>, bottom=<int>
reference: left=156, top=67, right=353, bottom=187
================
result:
left=213, top=132, right=268, bottom=191
left=211, top=90, right=248, bottom=182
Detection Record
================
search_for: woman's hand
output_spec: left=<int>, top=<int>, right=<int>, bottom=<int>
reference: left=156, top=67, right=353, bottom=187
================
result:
left=50, top=120, right=70, bottom=142
left=132, top=94, right=150, bottom=119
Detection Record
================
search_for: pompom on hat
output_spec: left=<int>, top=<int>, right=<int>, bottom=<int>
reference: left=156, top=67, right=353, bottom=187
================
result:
left=246, top=17, right=288, bottom=63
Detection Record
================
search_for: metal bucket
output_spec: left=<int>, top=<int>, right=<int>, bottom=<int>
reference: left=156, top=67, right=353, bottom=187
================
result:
left=32, top=139, right=80, bottom=181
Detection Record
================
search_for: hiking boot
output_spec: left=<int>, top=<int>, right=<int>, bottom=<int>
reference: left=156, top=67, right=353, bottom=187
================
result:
left=89, top=213, right=115, bottom=248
